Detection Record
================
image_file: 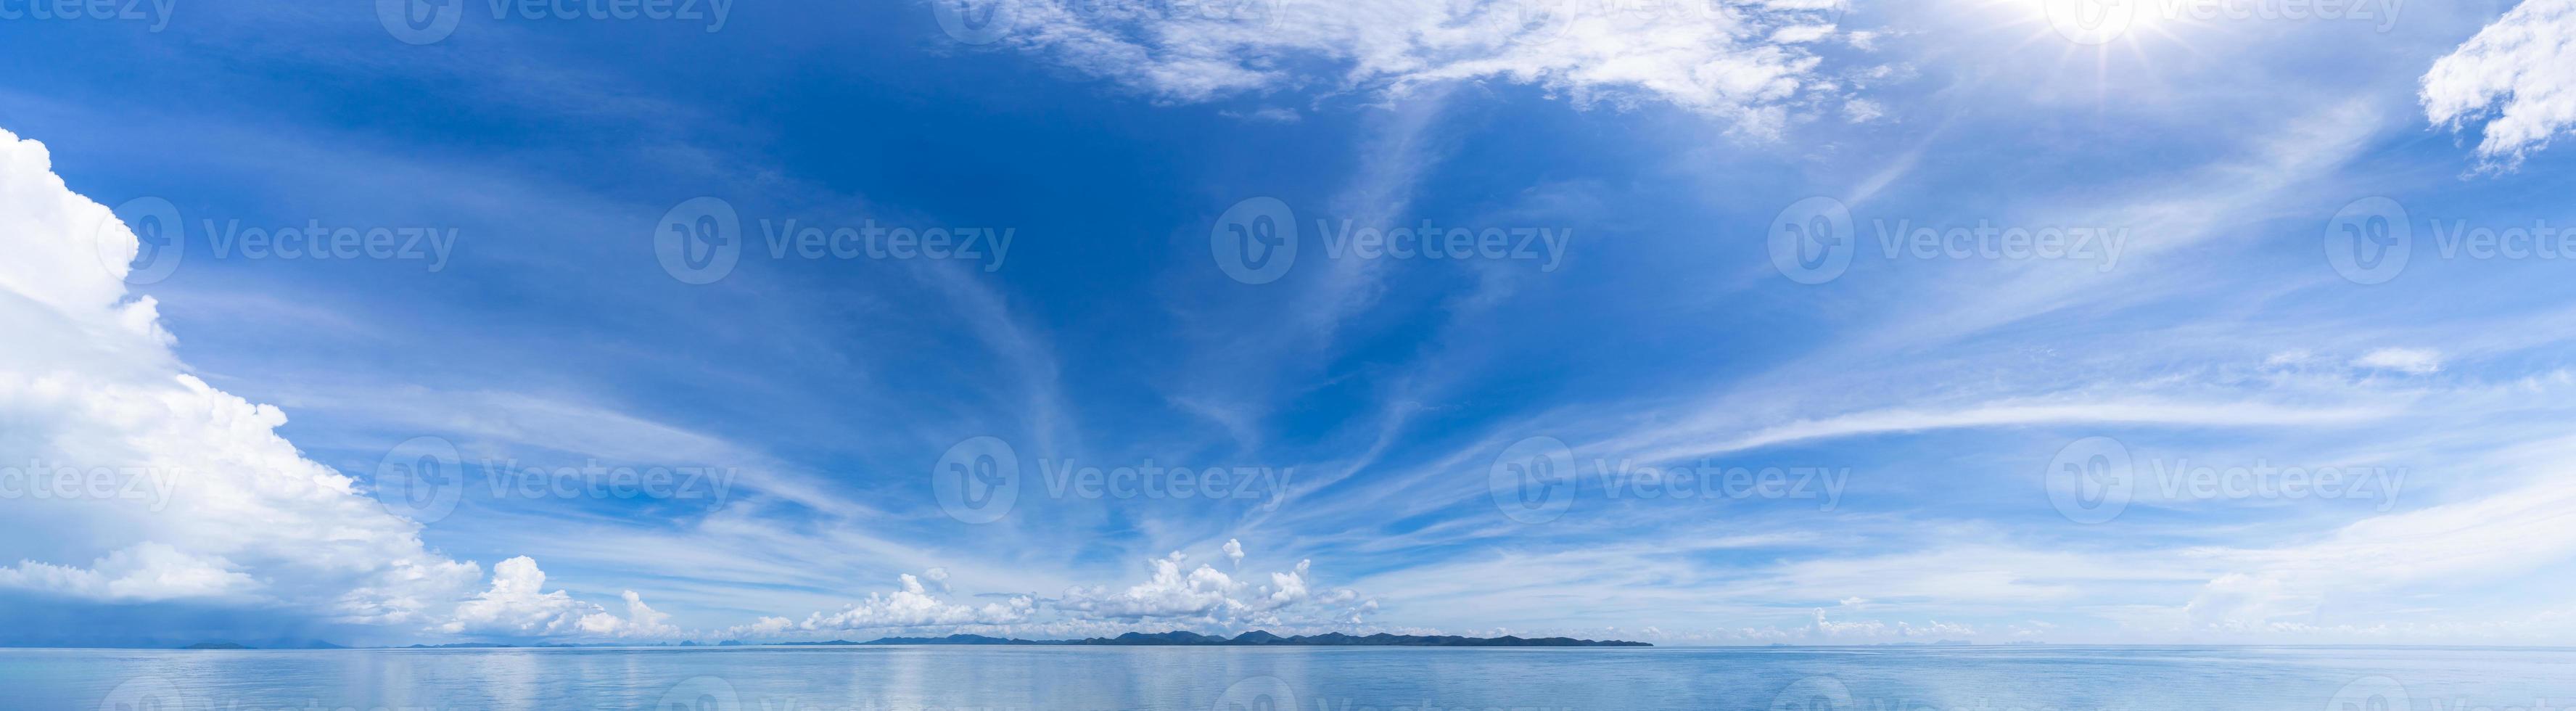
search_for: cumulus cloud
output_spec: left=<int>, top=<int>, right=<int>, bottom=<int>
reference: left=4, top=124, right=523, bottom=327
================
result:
left=0, top=127, right=697, bottom=646
left=1808, top=608, right=1976, bottom=639
left=0, top=127, right=491, bottom=636
left=2422, top=0, right=2576, bottom=168
left=964, top=0, right=1862, bottom=134
left=440, top=556, right=678, bottom=638
left=725, top=572, right=1036, bottom=638
left=717, top=543, right=1373, bottom=641
left=0, top=543, right=260, bottom=602
left=1055, top=547, right=1365, bottom=627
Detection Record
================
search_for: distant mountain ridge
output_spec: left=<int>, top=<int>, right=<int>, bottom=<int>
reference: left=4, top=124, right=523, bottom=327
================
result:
left=834, top=630, right=1650, bottom=646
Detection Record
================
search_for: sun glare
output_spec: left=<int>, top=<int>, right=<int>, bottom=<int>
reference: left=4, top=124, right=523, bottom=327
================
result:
left=1950, top=0, right=2214, bottom=103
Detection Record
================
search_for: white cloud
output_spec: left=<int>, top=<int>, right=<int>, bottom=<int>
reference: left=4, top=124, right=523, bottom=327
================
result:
left=440, top=556, right=678, bottom=638
left=598, top=590, right=678, bottom=636
left=974, top=0, right=1859, bottom=134
left=1054, top=546, right=1365, bottom=626
left=0, top=543, right=260, bottom=602
left=708, top=543, right=1370, bottom=640
left=0, top=127, right=487, bottom=632
left=1809, top=608, right=1976, bottom=639
left=0, top=127, right=697, bottom=645
left=2422, top=0, right=2576, bottom=168
left=1841, top=97, right=1884, bottom=123
left=1057, top=551, right=1246, bottom=618
left=743, top=572, right=1035, bottom=636
left=2353, top=348, right=2443, bottom=374
left=1631, top=398, right=2395, bottom=464
left=2182, top=472, right=2576, bottom=633
left=2263, top=350, right=2317, bottom=367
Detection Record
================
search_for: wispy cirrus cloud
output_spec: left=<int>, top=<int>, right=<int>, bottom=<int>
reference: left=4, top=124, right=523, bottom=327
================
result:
left=955, top=0, right=1864, bottom=133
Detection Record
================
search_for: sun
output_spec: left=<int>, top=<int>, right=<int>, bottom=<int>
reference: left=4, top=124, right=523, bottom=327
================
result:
left=1949, top=0, right=2209, bottom=104
left=1959, top=0, right=2202, bottom=54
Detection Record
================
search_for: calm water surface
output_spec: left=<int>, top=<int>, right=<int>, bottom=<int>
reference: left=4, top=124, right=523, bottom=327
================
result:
left=4, top=646, right=2567, bottom=711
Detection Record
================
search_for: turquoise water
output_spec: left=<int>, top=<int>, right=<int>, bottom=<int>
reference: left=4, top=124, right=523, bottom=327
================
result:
left=7, top=646, right=2569, bottom=711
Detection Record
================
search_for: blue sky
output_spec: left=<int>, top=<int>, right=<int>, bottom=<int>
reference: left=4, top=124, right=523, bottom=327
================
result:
left=4, top=0, right=2576, bottom=647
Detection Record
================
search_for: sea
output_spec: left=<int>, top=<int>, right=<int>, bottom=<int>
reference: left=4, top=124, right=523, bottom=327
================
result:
left=3, top=645, right=2567, bottom=711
